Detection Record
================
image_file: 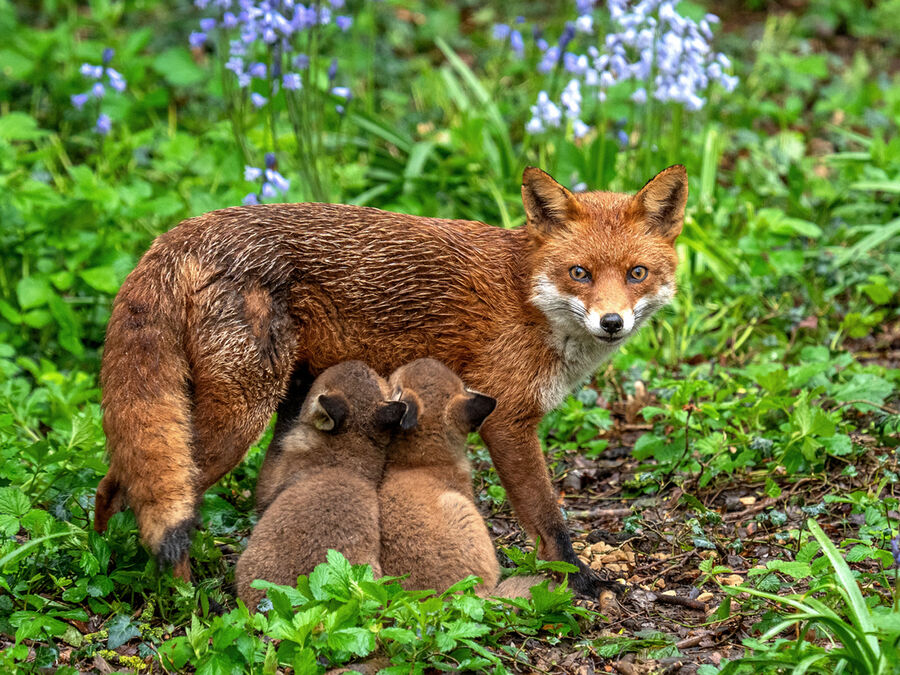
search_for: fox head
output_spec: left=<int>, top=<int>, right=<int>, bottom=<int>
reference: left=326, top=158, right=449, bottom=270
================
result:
left=522, top=165, right=687, bottom=352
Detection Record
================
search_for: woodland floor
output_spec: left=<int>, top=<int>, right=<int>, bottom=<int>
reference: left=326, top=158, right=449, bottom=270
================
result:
left=478, top=331, right=900, bottom=674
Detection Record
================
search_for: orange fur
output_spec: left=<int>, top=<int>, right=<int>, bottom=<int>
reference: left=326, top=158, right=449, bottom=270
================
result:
left=97, top=166, right=686, bottom=593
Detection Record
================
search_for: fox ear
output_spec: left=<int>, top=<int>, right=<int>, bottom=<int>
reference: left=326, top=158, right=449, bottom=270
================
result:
left=632, top=165, right=688, bottom=241
left=374, top=400, right=412, bottom=431
left=457, top=391, right=496, bottom=431
left=310, top=393, right=349, bottom=432
left=521, top=167, right=581, bottom=236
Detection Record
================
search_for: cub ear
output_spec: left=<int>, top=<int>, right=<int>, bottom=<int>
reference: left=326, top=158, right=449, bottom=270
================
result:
left=521, top=167, right=582, bottom=236
left=310, top=393, right=349, bottom=432
left=632, top=165, right=688, bottom=241
left=374, top=399, right=417, bottom=431
left=461, top=391, right=497, bottom=431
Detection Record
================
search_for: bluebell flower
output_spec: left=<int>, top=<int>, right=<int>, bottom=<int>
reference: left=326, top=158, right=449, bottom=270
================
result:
left=891, top=536, right=899, bottom=568
left=265, top=168, right=290, bottom=192
left=575, top=15, right=593, bottom=34
left=335, top=104, right=345, bottom=115
left=248, top=62, right=267, bottom=78
left=80, top=63, right=103, bottom=79
left=330, top=0, right=346, bottom=7
left=331, top=86, right=351, bottom=99
left=91, top=82, right=105, bottom=99
left=492, top=23, right=511, bottom=41
left=243, top=192, right=259, bottom=205
left=261, top=182, right=277, bottom=198
left=189, top=31, right=207, bottom=47
left=71, top=93, right=89, bottom=109
left=560, top=78, right=582, bottom=118
left=328, top=58, right=338, bottom=82
left=264, top=153, right=276, bottom=169
left=225, top=56, right=244, bottom=74
left=107, top=68, right=126, bottom=92
left=630, top=87, right=647, bottom=104
left=95, top=113, right=112, bottom=135
left=336, top=15, right=352, bottom=31
left=199, top=17, right=216, bottom=32
left=244, top=165, right=262, bottom=181
left=616, top=129, right=629, bottom=147
left=223, top=11, right=238, bottom=28
left=102, top=47, right=115, bottom=64
left=510, top=30, right=524, bottom=57
left=283, top=72, right=302, bottom=90
left=250, top=92, right=268, bottom=108
left=294, top=53, right=309, bottom=69
left=572, top=119, right=590, bottom=139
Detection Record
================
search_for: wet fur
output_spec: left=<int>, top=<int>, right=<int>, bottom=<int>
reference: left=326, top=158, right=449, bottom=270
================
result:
left=96, top=168, right=686, bottom=593
left=235, top=361, right=402, bottom=609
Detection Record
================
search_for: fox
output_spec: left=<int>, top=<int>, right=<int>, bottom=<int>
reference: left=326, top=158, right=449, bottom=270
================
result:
left=379, top=358, right=546, bottom=598
left=234, top=360, right=408, bottom=609
left=94, top=165, right=687, bottom=595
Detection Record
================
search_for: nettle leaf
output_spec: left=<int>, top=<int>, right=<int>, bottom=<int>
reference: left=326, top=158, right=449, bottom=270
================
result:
left=452, top=594, right=484, bottom=621
left=822, top=434, right=853, bottom=456
left=106, top=614, right=142, bottom=649
left=327, top=627, right=374, bottom=657
left=379, top=627, right=417, bottom=644
left=766, top=560, right=811, bottom=580
left=196, top=652, right=234, bottom=675
left=0, top=488, right=30, bottom=518
left=833, top=373, right=893, bottom=408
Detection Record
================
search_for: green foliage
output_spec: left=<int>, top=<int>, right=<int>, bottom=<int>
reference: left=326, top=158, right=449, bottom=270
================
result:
left=0, top=0, right=898, bottom=671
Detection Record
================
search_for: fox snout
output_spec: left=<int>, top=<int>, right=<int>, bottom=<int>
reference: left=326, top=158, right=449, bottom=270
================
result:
left=585, top=308, right=635, bottom=342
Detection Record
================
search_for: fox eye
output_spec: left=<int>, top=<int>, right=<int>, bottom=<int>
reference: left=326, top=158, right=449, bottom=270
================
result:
left=628, top=266, right=648, bottom=283
left=569, top=266, right=591, bottom=282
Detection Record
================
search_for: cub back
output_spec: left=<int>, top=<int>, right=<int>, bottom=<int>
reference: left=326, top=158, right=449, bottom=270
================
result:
left=237, top=361, right=407, bottom=609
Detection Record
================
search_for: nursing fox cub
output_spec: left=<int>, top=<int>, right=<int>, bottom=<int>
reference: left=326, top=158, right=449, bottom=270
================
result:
left=95, top=166, right=687, bottom=594
left=238, top=358, right=541, bottom=607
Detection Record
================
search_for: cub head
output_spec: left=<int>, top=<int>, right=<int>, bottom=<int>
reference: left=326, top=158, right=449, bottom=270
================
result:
left=287, top=360, right=410, bottom=458
left=522, top=165, right=687, bottom=347
left=387, top=358, right=496, bottom=465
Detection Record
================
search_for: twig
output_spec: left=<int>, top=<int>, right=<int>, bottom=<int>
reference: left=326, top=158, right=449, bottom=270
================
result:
left=830, top=399, right=899, bottom=416
left=675, top=632, right=713, bottom=649
left=567, top=507, right=634, bottom=520
left=652, top=592, right=707, bottom=611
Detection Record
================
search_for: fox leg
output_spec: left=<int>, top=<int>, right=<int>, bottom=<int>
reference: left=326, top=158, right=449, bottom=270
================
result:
left=479, top=413, right=609, bottom=598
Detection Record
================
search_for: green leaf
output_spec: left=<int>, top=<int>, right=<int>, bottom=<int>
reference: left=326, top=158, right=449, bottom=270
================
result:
left=379, top=627, right=417, bottom=644
left=766, top=560, right=811, bottom=580
left=0, top=488, right=30, bottom=517
left=327, top=627, right=374, bottom=657
left=16, top=277, right=54, bottom=310
left=79, top=266, right=122, bottom=295
left=0, top=112, right=48, bottom=140
left=152, top=47, right=206, bottom=87
left=106, top=614, right=141, bottom=649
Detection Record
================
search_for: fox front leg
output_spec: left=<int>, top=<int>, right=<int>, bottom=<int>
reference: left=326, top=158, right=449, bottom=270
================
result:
left=478, top=412, right=613, bottom=598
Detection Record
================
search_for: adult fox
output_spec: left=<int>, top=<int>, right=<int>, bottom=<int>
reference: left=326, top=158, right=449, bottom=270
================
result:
left=94, top=165, right=687, bottom=594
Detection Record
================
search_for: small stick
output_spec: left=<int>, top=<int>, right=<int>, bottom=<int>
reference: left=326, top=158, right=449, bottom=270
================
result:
left=652, top=593, right=707, bottom=611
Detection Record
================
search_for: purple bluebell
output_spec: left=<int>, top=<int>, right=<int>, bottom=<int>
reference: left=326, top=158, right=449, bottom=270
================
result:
left=189, top=31, right=207, bottom=47
left=248, top=62, right=267, bottom=78
left=95, top=113, right=112, bottom=135
left=71, top=93, right=89, bottom=109
left=265, top=168, right=290, bottom=192
left=80, top=63, right=103, bottom=79
left=328, top=58, right=338, bottom=82
left=335, top=104, right=345, bottom=115
left=92, top=82, right=106, bottom=99
left=492, top=23, right=511, bottom=41
left=331, top=86, right=351, bottom=99
left=261, top=182, right=277, bottom=198
left=510, top=30, right=524, bottom=57
left=575, top=15, right=593, bottom=34
left=891, top=536, right=899, bottom=568
left=572, top=119, right=590, bottom=139
left=223, top=11, right=238, bottom=28
left=293, top=53, right=309, bottom=69
left=264, top=153, right=276, bottom=169
left=336, top=15, right=352, bottom=31
left=199, top=17, right=216, bottom=32
left=245, top=165, right=262, bottom=181
left=243, top=192, right=259, bottom=205
left=250, top=92, right=268, bottom=108
left=283, top=72, right=302, bottom=90
left=102, top=48, right=115, bottom=64
left=107, top=68, right=126, bottom=92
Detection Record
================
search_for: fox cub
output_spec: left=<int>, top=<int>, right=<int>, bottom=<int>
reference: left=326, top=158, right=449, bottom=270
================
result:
left=96, top=165, right=687, bottom=594
left=235, top=361, right=408, bottom=609
left=380, top=358, right=542, bottom=597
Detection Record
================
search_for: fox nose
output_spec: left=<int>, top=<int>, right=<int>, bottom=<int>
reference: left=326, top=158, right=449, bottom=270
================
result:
left=599, top=313, right=624, bottom=334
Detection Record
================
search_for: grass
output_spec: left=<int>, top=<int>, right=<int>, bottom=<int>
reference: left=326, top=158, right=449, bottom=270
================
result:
left=1, top=0, right=899, bottom=672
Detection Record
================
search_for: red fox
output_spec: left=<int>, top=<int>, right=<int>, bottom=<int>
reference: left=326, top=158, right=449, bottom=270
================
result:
left=379, top=358, right=546, bottom=598
left=235, top=361, right=407, bottom=609
left=94, top=165, right=687, bottom=594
